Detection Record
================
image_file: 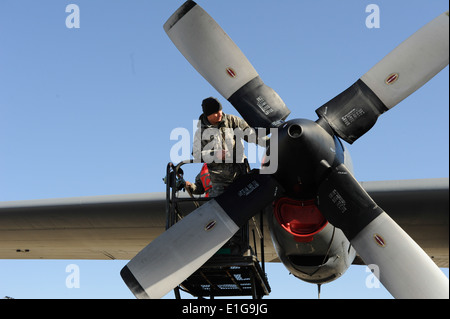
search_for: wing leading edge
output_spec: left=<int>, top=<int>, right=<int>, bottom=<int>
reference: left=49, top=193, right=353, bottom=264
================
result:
left=0, top=193, right=168, bottom=260
left=358, top=178, right=448, bottom=267
left=0, top=178, right=447, bottom=267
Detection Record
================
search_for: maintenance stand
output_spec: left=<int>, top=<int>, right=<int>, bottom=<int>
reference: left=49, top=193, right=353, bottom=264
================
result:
left=165, top=160, right=271, bottom=299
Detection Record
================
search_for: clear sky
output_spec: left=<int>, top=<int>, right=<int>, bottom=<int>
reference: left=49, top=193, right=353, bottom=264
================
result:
left=0, top=0, right=448, bottom=299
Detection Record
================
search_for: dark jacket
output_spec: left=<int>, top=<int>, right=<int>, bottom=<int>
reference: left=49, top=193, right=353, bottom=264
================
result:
left=192, top=113, right=259, bottom=195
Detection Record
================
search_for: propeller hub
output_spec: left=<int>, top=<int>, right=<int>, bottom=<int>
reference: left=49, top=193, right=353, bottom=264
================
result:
left=270, top=118, right=341, bottom=198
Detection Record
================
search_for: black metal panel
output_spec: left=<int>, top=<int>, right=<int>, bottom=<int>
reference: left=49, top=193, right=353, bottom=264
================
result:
left=315, top=79, right=388, bottom=144
left=228, top=76, right=290, bottom=128
left=180, top=255, right=270, bottom=298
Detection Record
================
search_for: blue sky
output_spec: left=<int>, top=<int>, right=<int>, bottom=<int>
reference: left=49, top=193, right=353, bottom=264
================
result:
left=0, top=0, right=448, bottom=299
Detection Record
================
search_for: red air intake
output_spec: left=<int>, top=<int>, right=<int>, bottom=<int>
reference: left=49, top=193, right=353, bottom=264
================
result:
left=273, top=197, right=328, bottom=242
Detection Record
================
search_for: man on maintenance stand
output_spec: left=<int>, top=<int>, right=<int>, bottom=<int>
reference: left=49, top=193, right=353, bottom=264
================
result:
left=192, top=97, right=264, bottom=197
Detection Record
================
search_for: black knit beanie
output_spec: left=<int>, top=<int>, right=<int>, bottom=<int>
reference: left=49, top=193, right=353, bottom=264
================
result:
left=202, top=97, right=222, bottom=116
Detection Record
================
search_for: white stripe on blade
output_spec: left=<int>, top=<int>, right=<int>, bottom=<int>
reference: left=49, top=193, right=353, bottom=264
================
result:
left=125, top=200, right=239, bottom=299
left=361, top=12, right=449, bottom=109
left=351, top=212, right=449, bottom=299
left=164, top=3, right=259, bottom=99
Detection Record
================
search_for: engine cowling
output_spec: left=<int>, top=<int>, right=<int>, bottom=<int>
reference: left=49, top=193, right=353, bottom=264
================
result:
left=265, top=117, right=357, bottom=284
left=269, top=200, right=356, bottom=284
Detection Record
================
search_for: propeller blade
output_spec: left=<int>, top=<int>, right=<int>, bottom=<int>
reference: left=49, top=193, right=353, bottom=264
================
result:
left=316, top=11, right=449, bottom=144
left=121, top=171, right=283, bottom=299
left=164, top=0, right=290, bottom=128
left=317, top=161, right=449, bottom=299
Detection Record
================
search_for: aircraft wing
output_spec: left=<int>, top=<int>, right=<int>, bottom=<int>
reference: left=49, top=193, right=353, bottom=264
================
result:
left=0, top=193, right=168, bottom=260
left=0, top=178, right=447, bottom=267
left=357, top=178, right=448, bottom=267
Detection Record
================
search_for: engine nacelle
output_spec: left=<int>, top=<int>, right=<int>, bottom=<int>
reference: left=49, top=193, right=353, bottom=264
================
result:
left=265, top=117, right=357, bottom=284
left=268, top=198, right=356, bottom=285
